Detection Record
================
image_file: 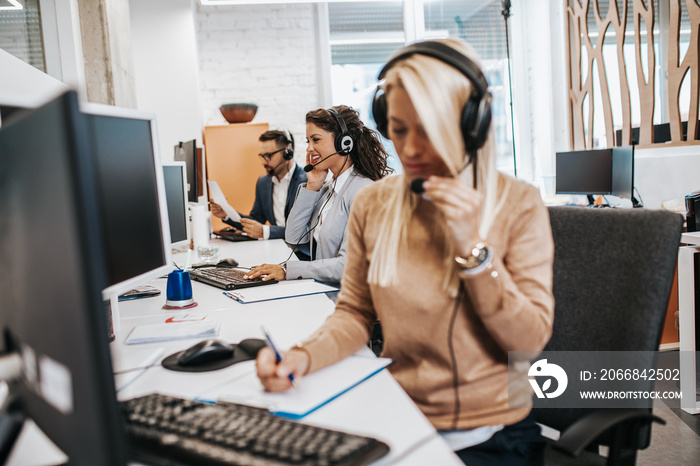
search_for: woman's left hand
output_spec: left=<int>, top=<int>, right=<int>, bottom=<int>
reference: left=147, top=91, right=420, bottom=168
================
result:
left=422, top=176, right=482, bottom=257
left=244, top=263, right=286, bottom=281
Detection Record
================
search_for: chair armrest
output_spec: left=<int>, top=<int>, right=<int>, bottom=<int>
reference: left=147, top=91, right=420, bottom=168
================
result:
left=553, top=409, right=665, bottom=457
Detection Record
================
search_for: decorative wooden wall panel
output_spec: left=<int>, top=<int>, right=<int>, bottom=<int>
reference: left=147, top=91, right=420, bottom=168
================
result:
left=668, top=1, right=700, bottom=143
left=567, top=0, right=700, bottom=149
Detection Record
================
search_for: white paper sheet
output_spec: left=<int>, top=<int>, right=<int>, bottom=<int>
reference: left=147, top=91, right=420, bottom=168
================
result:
left=208, top=180, right=241, bottom=222
left=124, top=321, right=220, bottom=345
left=222, top=280, right=339, bottom=304
left=195, top=355, right=392, bottom=419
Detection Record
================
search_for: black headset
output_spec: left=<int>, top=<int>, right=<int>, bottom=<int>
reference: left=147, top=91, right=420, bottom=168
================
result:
left=281, top=129, right=294, bottom=160
left=328, top=108, right=354, bottom=155
left=371, top=40, right=492, bottom=153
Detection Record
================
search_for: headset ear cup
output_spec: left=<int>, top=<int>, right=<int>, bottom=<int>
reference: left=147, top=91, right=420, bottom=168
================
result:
left=284, top=148, right=294, bottom=160
left=372, top=88, right=389, bottom=139
left=474, top=92, right=492, bottom=149
left=336, top=134, right=354, bottom=155
left=461, top=93, right=492, bottom=152
left=328, top=107, right=355, bottom=155
left=461, top=97, right=479, bottom=152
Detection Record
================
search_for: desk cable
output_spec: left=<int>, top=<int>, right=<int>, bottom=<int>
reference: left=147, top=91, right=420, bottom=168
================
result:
left=114, top=361, right=161, bottom=393
left=448, top=283, right=464, bottom=431
left=382, top=430, right=444, bottom=465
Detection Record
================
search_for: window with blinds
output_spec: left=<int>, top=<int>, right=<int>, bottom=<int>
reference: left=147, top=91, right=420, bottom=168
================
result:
left=328, top=0, right=515, bottom=174
left=423, top=0, right=506, bottom=60
left=0, top=0, right=46, bottom=73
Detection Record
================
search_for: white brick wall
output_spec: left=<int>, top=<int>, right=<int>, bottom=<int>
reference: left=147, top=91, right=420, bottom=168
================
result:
left=195, top=3, right=321, bottom=159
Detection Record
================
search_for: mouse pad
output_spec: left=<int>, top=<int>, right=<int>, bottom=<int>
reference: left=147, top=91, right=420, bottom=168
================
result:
left=161, top=338, right=266, bottom=373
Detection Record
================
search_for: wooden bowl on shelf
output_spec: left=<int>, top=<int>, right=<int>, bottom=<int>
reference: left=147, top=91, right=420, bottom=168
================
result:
left=219, top=103, right=258, bottom=124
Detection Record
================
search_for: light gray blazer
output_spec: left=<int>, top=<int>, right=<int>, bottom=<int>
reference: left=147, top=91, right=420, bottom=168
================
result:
left=285, top=170, right=373, bottom=285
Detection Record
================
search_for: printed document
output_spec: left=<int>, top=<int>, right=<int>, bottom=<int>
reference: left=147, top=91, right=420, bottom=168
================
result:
left=196, top=355, right=392, bottom=419
left=223, top=280, right=338, bottom=304
left=208, top=180, right=241, bottom=223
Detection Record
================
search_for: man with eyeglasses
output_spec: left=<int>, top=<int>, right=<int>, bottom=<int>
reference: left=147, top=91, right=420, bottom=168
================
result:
left=211, top=130, right=307, bottom=240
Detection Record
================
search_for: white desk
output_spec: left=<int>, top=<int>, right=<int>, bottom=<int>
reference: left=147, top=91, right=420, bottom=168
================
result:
left=679, top=232, right=700, bottom=414
left=7, top=239, right=461, bottom=465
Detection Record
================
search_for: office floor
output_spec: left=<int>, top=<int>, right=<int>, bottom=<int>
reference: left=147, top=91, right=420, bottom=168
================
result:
left=636, top=351, right=700, bottom=465
left=637, top=400, right=700, bottom=465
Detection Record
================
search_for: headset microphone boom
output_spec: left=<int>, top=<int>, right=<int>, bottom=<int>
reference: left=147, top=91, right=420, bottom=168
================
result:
left=303, top=151, right=340, bottom=173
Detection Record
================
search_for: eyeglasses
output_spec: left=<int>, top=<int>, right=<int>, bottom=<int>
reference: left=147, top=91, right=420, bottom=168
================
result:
left=257, top=148, right=284, bottom=162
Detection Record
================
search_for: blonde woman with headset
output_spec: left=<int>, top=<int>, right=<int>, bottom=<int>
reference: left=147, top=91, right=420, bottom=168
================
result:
left=256, top=38, right=554, bottom=465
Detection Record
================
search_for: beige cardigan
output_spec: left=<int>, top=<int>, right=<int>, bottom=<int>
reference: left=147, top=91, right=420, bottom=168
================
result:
left=301, top=173, right=554, bottom=430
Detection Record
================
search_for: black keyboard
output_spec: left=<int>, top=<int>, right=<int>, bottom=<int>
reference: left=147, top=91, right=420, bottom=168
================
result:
left=123, top=393, right=390, bottom=466
left=189, top=267, right=278, bottom=290
left=215, top=229, right=257, bottom=242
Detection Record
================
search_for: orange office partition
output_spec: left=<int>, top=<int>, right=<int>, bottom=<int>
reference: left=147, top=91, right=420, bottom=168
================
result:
left=660, top=266, right=680, bottom=348
left=203, top=122, right=269, bottom=231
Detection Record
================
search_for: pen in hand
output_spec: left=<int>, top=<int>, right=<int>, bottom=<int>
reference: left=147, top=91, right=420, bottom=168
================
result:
left=260, top=325, right=298, bottom=389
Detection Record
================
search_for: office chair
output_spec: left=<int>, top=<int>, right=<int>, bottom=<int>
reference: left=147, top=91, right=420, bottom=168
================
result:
left=536, top=206, right=683, bottom=466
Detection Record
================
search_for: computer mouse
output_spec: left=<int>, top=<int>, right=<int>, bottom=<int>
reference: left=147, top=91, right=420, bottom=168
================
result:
left=177, top=339, right=234, bottom=367
left=216, top=258, right=239, bottom=268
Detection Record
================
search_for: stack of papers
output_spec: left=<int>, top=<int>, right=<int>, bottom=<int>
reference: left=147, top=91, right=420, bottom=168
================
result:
left=196, top=355, right=392, bottom=419
left=124, top=321, right=220, bottom=345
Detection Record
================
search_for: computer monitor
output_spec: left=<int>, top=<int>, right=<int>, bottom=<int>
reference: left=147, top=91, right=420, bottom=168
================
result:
left=0, top=91, right=128, bottom=465
left=614, top=122, right=700, bottom=146
left=0, top=105, right=28, bottom=123
left=611, top=145, right=635, bottom=199
left=174, top=139, right=199, bottom=203
left=555, top=149, right=613, bottom=195
left=0, top=92, right=43, bottom=126
left=162, top=161, right=191, bottom=248
left=82, top=104, right=172, bottom=299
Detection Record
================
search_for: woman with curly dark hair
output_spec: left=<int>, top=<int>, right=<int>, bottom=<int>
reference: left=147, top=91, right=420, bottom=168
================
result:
left=245, top=105, right=392, bottom=285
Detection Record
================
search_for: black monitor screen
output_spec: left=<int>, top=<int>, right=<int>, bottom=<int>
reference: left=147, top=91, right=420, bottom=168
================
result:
left=174, top=140, right=198, bottom=203
left=0, top=91, right=128, bottom=465
left=611, top=146, right=635, bottom=199
left=555, top=149, right=613, bottom=195
left=86, top=112, right=169, bottom=295
left=162, top=163, right=189, bottom=246
left=0, top=105, right=29, bottom=123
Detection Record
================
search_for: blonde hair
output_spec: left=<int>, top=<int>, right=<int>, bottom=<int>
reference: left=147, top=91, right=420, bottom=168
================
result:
left=367, top=38, right=507, bottom=293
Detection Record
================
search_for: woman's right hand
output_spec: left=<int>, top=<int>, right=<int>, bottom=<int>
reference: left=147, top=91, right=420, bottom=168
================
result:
left=305, top=152, right=328, bottom=192
left=256, top=347, right=310, bottom=392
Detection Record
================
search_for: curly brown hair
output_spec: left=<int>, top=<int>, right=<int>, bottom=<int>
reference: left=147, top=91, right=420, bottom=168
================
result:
left=305, top=106, right=392, bottom=181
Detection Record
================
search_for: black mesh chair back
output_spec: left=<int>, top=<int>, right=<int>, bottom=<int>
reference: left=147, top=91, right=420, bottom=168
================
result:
left=537, top=207, right=682, bottom=465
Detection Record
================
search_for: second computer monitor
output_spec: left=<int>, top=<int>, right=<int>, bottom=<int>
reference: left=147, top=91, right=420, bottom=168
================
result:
left=83, top=104, right=172, bottom=298
left=555, top=147, right=635, bottom=200
left=174, top=139, right=199, bottom=203
left=162, top=161, right=191, bottom=248
left=555, top=149, right=613, bottom=195
left=611, top=145, right=635, bottom=199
